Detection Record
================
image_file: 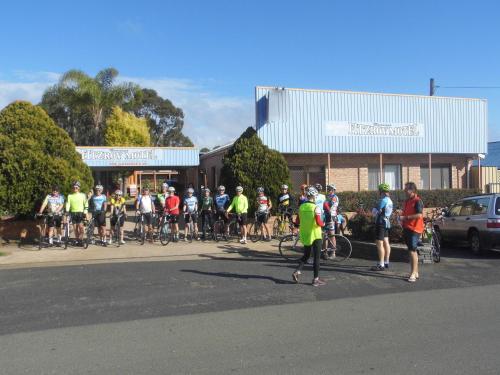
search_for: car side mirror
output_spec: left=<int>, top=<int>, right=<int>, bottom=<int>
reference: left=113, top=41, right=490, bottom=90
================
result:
left=442, top=208, right=449, bottom=217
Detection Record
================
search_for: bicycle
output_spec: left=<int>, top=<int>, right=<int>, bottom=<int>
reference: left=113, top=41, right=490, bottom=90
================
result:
left=83, top=216, right=94, bottom=249
left=109, top=210, right=125, bottom=247
left=227, top=213, right=243, bottom=242
left=35, top=213, right=64, bottom=250
left=184, top=212, right=198, bottom=242
left=134, top=213, right=147, bottom=245
left=159, top=214, right=176, bottom=245
left=200, top=210, right=215, bottom=241
left=272, top=208, right=294, bottom=238
left=249, top=211, right=270, bottom=242
left=422, top=209, right=443, bottom=263
left=213, top=211, right=228, bottom=242
left=278, top=231, right=352, bottom=263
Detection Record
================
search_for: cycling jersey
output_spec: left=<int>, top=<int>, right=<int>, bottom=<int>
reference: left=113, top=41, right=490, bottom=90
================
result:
left=375, top=196, right=393, bottom=229
left=183, top=196, right=198, bottom=213
left=89, top=194, right=107, bottom=212
left=324, top=195, right=339, bottom=218
left=157, top=193, right=169, bottom=206
left=214, top=193, right=230, bottom=211
left=257, top=195, right=270, bottom=213
left=43, top=194, right=65, bottom=214
left=137, top=194, right=154, bottom=213
left=299, top=202, right=323, bottom=246
left=227, top=194, right=248, bottom=214
left=298, top=195, right=308, bottom=206
left=165, top=195, right=180, bottom=215
left=65, top=193, right=88, bottom=213
left=200, top=196, right=213, bottom=211
left=110, top=197, right=126, bottom=215
left=315, top=193, right=326, bottom=212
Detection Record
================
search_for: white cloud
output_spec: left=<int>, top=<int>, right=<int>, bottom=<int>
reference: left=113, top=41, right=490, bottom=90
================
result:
left=0, top=72, right=252, bottom=148
left=122, top=76, right=253, bottom=148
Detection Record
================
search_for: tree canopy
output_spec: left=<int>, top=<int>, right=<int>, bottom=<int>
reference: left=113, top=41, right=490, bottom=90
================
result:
left=104, top=106, right=151, bottom=146
left=0, top=101, right=93, bottom=215
left=220, top=127, right=290, bottom=213
left=125, top=88, right=193, bottom=147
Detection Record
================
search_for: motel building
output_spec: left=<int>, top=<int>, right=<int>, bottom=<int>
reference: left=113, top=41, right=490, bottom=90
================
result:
left=200, top=86, right=488, bottom=193
left=76, top=147, right=200, bottom=196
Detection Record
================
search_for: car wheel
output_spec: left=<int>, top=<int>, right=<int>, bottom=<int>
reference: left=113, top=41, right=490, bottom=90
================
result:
left=469, top=230, right=482, bottom=255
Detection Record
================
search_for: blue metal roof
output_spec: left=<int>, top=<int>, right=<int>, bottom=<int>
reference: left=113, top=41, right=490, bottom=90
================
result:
left=76, top=147, right=200, bottom=168
left=255, top=87, right=488, bottom=154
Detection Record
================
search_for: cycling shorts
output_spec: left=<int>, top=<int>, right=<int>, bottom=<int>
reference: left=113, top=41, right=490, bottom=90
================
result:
left=92, top=211, right=106, bottom=227
left=47, top=215, right=62, bottom=228
left=70, top=212, right=84, bottom=224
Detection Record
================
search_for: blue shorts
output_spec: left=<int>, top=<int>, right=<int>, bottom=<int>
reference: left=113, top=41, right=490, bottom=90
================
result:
left=403, top=228, right=420, bottom=251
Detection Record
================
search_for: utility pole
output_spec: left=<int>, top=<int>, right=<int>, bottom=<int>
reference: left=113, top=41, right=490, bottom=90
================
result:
left=430, top=78, right=436, bottom=96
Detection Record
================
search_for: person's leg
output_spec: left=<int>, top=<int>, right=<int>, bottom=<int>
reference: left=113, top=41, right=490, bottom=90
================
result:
left=383, top=235, right=391, bottom=267
left=241, top=216, right=247, bottom=240
left=376, top=240, right=385, bottom=266
left=201, top=212, right=207, bottom=238
left=312, top=238, right=321, bottom=280
left=293, top=244, right=313, bottom=281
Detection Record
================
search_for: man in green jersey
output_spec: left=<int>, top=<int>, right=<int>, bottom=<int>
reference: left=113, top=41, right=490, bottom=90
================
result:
left=157, top=182, right=169, bottom=209
left=65, top=181, right=89, bottom=246
left=227, top=186, right=249, bottom=244
left=292, top=186, right=326, bottom=287
left=200, top=188, right=214, bottom=240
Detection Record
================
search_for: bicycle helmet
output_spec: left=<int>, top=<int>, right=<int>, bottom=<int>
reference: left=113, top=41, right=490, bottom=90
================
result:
left=281, top=184, right=288, bottom=190
left=326, top=184, right=336, bottom=192
left=314, top=183, right=322, bottom=191
left=187, top=188, right=194, bottom=194
left=95, top=184, right=103, bottom=190
left=236, top=186, right=243, bottom=192
left=378, top=183, right=390, bottom=192
left=115, top=190, right=123, bottom=196
left=306, top=187, right=319, bottom=198
left=168, top=186, right=175, bottom=192
left=218, top=185, right=225, bottom=191
left=256, top=187, right=264, bottom=193
left=162, top=182, right=169, bottom=188
left=51, top=185, right=60, bottom=191
left=203, top=188, right=211, bottom=193
left=72, top=181, right=81, bottom=188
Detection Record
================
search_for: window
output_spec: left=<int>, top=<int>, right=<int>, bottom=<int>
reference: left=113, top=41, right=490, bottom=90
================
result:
left=368, top=165, right=402, bottom=190
left=474, top=197, right=490, bottom=215
left=449, top=202, right=463, bottom=217
left=459, top=200, right=475, bottom=216
left=421, top=165, right=451, bottom=190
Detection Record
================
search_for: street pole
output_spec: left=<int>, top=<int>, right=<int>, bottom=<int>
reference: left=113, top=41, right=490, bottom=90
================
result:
left=430, top=78, right=435, bottom=96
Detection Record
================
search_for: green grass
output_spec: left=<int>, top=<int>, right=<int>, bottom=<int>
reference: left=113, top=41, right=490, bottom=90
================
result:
left=0, top=251, right=7, bottom=256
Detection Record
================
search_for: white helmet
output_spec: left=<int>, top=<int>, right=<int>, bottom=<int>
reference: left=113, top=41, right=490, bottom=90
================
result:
left=95, top=184, right=103, bottom=190
left=168, top=187, right=175, bottom=192
left=218, top=185, right=225, bottom=191
left=256, top=187, right=264, bottom=193
left=236, top=186, right=243, bottom=192
left=281, top=184, right=288, bottom=190
left=162, top=182, right=169, bottom=188
left=115, top=190, right=123, bottom=196
left=306, top=187, right=318, bottom=198
left=187, top=188, right=194, bottom=194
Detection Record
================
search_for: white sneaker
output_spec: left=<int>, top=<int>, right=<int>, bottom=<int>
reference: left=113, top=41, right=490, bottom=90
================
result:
left=108, top=239, right=113, bottom=245
left=120, top=240, right=126, bottom=245
left=48, top=237, right=53, bottom=245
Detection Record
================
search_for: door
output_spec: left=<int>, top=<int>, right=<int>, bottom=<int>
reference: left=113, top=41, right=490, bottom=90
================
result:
left=440, top=201, right=463, bottom=241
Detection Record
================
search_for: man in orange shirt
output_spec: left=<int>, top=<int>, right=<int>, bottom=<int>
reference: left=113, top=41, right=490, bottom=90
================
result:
left=398, top=182, right=424, bottom=283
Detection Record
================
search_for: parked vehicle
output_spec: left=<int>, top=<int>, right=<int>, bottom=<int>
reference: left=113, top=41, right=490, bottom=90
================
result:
left=436, top=194, right=500, bottom=255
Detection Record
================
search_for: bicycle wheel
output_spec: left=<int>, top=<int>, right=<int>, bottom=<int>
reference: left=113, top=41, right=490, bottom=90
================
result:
left=249, top=222, right=262, bottom=242
left=114, top=223, right=121, bottom=247
left=160, top=222, right=171, bottom=246
left=84, top=222, right=94, bottom=249
left=38, top=221, right=44, bottom=250
left=432, top=233, right=441, bottom=263
left=279, top=234, right=302, bottom=261
left=139, top=223, right=145, bottom=245
left=227, top=221, right=239, bottom=242
left=62, top=223, right=69, bottom=249
left=325, top=234, right=352, bottom=262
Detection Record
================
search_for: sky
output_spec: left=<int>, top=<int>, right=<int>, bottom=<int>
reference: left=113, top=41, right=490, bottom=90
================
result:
left=0, top=0, right=499, bottom=148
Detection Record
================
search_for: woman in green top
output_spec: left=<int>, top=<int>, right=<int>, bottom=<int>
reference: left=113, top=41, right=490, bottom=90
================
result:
left=65, top=181, right=89, bottom=246
left=227, top=186, right=249, bottom=244
left=292, top=186, right=327, bottom=287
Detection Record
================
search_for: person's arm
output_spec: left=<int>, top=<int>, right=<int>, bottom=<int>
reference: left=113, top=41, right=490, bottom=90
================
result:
left=227, top=197, right=234, bottom=213
left=314, top=206, right=325, bottom=227
left=173, top=197, right=180, bottom=211
left=268, top=198, right=272, bottom=211
left=39, top=196, right=48, bottom=214
left=65, top=195, right=70, bottom=213
left=402, top=200, right=423, bottom=221
left=83, top=194, right=89, bottom=214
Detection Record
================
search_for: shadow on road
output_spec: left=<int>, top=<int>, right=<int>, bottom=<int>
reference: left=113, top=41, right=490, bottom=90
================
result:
left=180, top=269, right=296, bottom=285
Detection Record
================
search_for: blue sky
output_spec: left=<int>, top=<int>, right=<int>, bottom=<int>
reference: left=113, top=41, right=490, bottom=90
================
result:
left=1, top=0, right=499, bottom=147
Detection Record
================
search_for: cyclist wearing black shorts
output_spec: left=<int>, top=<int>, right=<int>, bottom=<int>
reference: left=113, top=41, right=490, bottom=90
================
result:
left=277, top=184, right=294, bottom=220
left=109, top=190, right=127, bottom=244
left=38, top=185, right=65, bottom=245
left=136, top=187, right=156, bottom=242
left=200, top=188, right=214, bottom=240
left=88, top=184, right=108, bottom=244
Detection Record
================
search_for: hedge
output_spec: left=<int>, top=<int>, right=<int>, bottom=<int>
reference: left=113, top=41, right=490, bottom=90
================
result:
left=337, top=189, right=482, bottom=212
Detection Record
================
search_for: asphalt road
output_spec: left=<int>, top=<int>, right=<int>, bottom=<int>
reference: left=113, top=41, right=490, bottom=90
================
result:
left=1, top=247, right=499, bottom=374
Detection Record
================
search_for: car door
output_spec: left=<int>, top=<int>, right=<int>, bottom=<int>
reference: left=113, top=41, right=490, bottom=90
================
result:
left=455, top=199, right=477, bottom=241
left=439, top=201, right=463, bottom=241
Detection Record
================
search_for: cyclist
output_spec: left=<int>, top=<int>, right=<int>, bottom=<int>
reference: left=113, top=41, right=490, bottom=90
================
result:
left=135, top=187, right=156, bottom=242
left=323, top=184, right=340, bottom=259
left=65, top=181, right=88, bottom=246
left=200, top=188, right=214, bottom=240
left=164, top=186, right=180, bottom=242
left=155, top=182, right=170, bottom=229
left=38, top=185, right=65, bottom=245
left=88, top=184, right=108, bottom=245
left=314, top=183, right=326, bottom=213
left=183, top=187, right=200, bottom=241
left=227, top=186, right=249, bottom=244
left=298, top=184, right=308, bottom=206
left=371, top=183, right=393, bottom=271
left=292, top=186, right=326, bottom=287
left=256, top=187, right=272, bottom=241
left=214, top=185, right=231, bottom=238
left=277, top=184, right=294, bottom=221
left=109, top=190, right=127, bottom=245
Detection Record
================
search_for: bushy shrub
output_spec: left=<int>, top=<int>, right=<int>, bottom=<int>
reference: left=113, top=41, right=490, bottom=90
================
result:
left=338, top=189, right=481, bottom=212
left=0, top=101, right=93, bottom=215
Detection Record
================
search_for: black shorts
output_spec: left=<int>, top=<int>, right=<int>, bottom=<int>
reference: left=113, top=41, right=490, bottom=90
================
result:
left=111, top=215, right=125, bottom=227
left=375, top=225, right=389, bottom=241
left=92, top=211, right=106, bottom=227
left=184, top=213, right=198, bottom=223
left=166, top=214, right=178, bottom=223
left=215, top=211, right=228, bottom=223
left=403, top=228, right=420, bottom=251
left=47, top=215, right=62, bottom=228
left=71, top=212, right=84, bottom=224
left=233, top=213, right=247, bottom=226
left=256, top=212, right=268, bottom=224
left=141, top=213, right=153, bottom=226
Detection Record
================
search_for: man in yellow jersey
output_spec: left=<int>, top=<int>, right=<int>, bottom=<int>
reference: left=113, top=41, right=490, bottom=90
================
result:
left=292, top=186, right=326, bottom=286
left=227, top=186, right=249, bottom=244
left=65, top=181, right=89, bottom=246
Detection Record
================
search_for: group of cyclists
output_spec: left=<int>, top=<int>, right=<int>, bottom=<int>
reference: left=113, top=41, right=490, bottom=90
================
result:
left=37, top=180, right=348, bottom=247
